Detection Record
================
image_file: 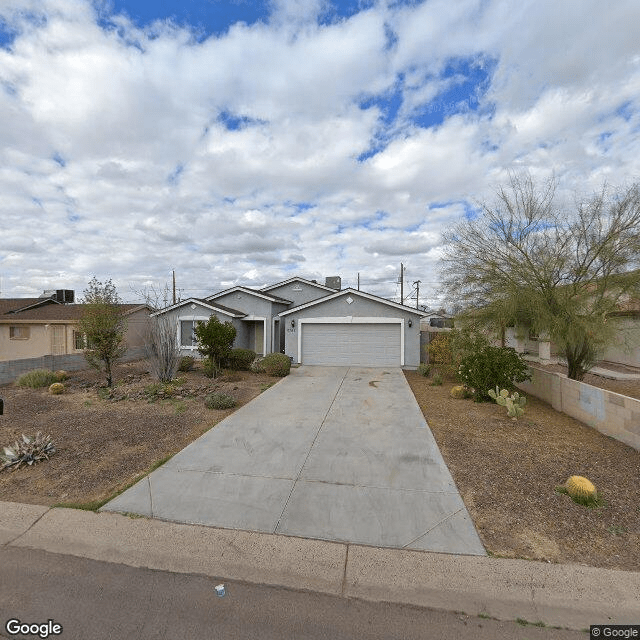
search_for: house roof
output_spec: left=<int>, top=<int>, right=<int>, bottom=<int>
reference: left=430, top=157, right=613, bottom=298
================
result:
left=278, top=288, right=429, bottom=317
left=0, top=298, right=58, bottom=315
left=205, top=286, right=291, bottom=305
left=261, top=277, right=337, bottom=294
left=150, top=298, right=247, bottom=318
left=0, top=302, right=150, bottom=322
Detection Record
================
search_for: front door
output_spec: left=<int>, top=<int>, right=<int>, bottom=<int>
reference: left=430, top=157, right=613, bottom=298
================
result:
left=254, top=321, right=264, bottom=355
left=51, top=325, right=65, bottom=355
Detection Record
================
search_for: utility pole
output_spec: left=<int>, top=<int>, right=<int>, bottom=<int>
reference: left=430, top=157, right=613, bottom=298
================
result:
left=413, top=280, right=420, bottom=310
left=399, top=263, right=404, bottom=305
left=357, top=273, right=360, bottom=291
left=172, top=270, right=176, bottom=305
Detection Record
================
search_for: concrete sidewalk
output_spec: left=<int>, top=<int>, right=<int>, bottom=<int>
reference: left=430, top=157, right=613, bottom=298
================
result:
left=2, top=502, right=639, bottom=631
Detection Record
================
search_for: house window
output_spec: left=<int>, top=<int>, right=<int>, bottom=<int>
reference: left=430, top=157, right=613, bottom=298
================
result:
left=73, top=331, right=86, bottom=350
left=180, top=320, right=198, bottom=347
left=9, top=326, right=30, bottom=340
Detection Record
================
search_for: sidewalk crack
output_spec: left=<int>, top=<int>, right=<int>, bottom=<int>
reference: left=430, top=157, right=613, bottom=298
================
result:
left=3, top=507, right=52, bottom=547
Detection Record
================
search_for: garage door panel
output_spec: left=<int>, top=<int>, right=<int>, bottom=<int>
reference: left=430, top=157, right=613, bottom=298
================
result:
left=301, top=323, right=401, bottom=367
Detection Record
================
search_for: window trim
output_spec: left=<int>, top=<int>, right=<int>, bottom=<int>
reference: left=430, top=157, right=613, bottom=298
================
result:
left=178, top=315, right=210, bottom=350
left=9, top=325, right=30, bottom=340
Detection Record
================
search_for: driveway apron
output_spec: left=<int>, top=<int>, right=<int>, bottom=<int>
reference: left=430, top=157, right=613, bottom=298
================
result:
left=102, top=367, right=485, bottom=555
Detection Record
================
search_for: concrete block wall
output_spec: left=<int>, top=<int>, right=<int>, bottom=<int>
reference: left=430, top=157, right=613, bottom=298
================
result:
left=0, top=348, right=146, bottom=386
left=517, top=366, right=640, bottom=451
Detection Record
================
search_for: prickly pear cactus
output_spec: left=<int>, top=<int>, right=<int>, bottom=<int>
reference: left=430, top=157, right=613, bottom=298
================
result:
left=565, top=476, right=597, bottom=504
left=48, top=383, right=65, bottom=395
left=489, top=386, right=526, bottom=419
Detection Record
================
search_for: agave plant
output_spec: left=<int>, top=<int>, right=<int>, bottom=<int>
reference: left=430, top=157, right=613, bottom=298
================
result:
left=1, top=432, right=56, bottom=471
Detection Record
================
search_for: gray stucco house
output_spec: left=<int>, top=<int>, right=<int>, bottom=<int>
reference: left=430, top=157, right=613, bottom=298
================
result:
left=154, top=276, right=426, bottom=368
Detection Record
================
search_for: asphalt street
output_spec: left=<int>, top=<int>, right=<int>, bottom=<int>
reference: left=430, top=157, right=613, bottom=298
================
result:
left=0, top=547, right=585, bottom=640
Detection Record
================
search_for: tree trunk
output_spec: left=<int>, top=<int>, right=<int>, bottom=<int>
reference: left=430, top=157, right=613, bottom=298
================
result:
left=105, top=358, right=113, bottom=387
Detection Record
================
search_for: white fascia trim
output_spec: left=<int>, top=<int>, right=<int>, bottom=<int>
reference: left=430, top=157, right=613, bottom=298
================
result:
left=206, top=287, right=287, bottom=304
left=152, top=299, right=243, bottom=318
left=279, top=288, right=428, bottom=317
left=262, top=277, right=335, bottom=293
left=297, top=317, right=404, bottom=366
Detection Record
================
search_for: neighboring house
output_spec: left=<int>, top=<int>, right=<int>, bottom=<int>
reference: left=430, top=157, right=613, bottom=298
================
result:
left=500, top=297, right=640, bottom=368
left=154, top=276, right=426, bottom=368
left=0, top=293, right=150, bottom=362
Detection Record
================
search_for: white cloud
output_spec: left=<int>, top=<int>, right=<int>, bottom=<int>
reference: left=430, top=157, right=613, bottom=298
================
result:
left=0, top=0, right=639, bottom=308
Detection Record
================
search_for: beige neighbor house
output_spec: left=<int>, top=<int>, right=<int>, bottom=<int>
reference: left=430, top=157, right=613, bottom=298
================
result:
left=0, top=293, right=150, bottom=383
left=501, top=297, right=640, bottom=369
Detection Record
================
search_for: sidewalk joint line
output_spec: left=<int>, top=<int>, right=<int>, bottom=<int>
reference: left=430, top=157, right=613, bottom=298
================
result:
left=273, top=367, right=350, bottom=533
left=341, top=544, right=350, bottom=596
left=4, top=506, right=52, bottom=547
left=148, top=477, right=154, bottom=518
left=402, top=508, right=463, bottom=549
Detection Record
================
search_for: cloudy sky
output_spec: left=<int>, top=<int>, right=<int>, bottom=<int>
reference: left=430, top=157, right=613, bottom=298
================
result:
left=1, top=0, right=639, bottom=307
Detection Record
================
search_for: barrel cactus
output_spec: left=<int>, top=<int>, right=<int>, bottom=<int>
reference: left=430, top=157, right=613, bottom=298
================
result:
left=488, top=386, right=526, bottom=419
left=54, top=370, right=68, bottom=381
left=450, top=385, right=467, bottom=399
left=565, top=475, right=597, bottom=505
left=48, top=382, right=65, bottom=395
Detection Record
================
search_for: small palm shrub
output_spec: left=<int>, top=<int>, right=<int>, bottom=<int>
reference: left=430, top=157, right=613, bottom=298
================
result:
left=204, top=392, right=237, bottom=410
left=48, top=383, right=65, bottom=395
left=178, top=356, right=195, bottom=372
left=1, top=432, right=56, bottom=471
left=417, top=363, right=431, bottom=377
left=226, top=348, right=257, bottom=371
left=16, top=369, right=58, bottom=388
left=202, top=357, right=219, bottom=379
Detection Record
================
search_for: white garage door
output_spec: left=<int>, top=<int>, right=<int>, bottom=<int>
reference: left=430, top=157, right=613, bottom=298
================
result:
left=301, top=322, right=402, bottom=367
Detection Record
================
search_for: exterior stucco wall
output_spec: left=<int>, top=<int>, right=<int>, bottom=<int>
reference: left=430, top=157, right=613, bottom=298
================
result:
left=282, top=293, right=422, bottom=368
left=1, top=323, right=54, bottom=360
left=157, top=302, right=246, bottom=358
left=601, top=316, right=640, bottom=368
left=265, top=282, right=332, bottom=307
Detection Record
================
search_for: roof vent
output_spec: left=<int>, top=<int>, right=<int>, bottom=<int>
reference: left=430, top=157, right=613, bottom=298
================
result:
left=325, top=276, right=341, bottom=290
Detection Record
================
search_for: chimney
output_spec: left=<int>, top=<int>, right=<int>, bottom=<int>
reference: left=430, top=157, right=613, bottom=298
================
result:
left=325, top=276, right=341, bottom=290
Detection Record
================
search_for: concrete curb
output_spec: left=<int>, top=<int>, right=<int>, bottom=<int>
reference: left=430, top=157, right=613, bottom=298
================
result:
left=2, top=502, right=639, bottom=630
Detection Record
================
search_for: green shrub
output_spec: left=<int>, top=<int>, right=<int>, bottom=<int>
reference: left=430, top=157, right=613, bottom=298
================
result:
left=458, top=346, right=532, bottom=402
left=178, top=356, right=195, bottom=372
left=226, top=348, right=256, bottom=371
left=16, top=369, right=58, bottom=389
left=417, top=363, right=431, bottom=377
left=430, top=372, right=443, bottom=386
left=259, top=353, right=291, bottom=377
left=202, top=357, right=219, bottom=379
left=204, top=392, right=237, bottom=410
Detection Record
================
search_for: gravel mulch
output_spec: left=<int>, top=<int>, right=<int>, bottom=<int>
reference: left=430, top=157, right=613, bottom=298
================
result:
left=0, top=361, right=279, bottom=507
left=405, top=371, right=640, bottom=572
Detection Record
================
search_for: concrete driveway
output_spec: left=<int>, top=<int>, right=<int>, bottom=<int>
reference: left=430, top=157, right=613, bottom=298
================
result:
left=103, top=367, right=485, bottom=555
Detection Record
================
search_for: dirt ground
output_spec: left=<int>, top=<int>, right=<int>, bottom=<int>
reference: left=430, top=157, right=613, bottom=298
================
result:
left=405, top=371, right=640, bottom=572
left=0, top=361, right=279, bottom=507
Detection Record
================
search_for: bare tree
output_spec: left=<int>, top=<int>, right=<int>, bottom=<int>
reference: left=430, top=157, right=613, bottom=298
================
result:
left=441, top=173, right=640, bottom=380
left=79, top=278, right=127, bottom=387
left=133, top=283, right=181, bottom=382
